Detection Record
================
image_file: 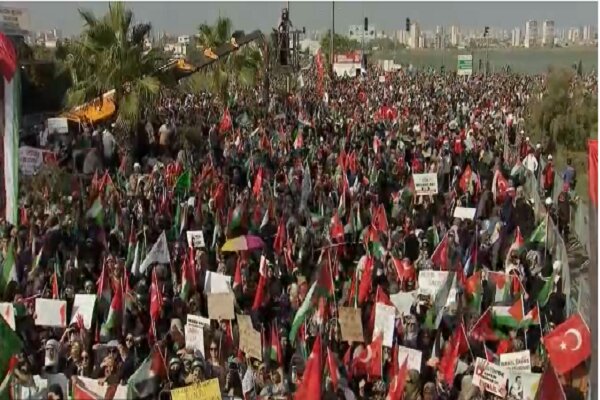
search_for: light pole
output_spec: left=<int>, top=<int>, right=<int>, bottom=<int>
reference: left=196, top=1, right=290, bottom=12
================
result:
left=330, top=1, right=335, bottom=73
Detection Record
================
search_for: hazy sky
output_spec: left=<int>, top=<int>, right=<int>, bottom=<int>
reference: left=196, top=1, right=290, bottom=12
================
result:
left=7, top=1, right=598, bottom=36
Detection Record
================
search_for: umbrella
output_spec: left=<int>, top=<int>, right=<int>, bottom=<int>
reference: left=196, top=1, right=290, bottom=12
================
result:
left=221, top=235, right=265, bottom=252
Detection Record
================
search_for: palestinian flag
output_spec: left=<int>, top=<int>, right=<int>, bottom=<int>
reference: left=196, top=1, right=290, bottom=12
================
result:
left=527, top=219, right=547, bottom=246
left=521, top=305, right=540, bottom=328
left=73, top=376, right=127, bottom=400
left=86, top=197, right=104, bottom=226
left=507, top=226, right=525, bottom=256
left=289, top=281, right=317, bottom=344
left=489, top=271, right=512, bottom=304
left=101, top=281, right=123, bottom=337
left=492, top=296, right=524, bottom=329
left=127, top=347, right=167, bottom=399
left=97, top=262, right=112, bottom=310
left=465, top=271, right=482, bottom=312
left=537, top=272, right=557, bottom=307
left=126, top=228, right=137, bottom=268
left=0, top=244, right=17, bottom=295
left=269, top=324, right=283, bottom=365
left=0, top=355, right=17, bottom=400
left=469, top=307, right=507, bottom=342
left=0, top=311, right=21, bottom=399
left=229, top=204, right=244, bottom=232
left=179, top=256, right=195, bottom=301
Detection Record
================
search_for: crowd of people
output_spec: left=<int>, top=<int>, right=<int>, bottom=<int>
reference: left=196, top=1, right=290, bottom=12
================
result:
left=0, top=62, right=594, bottom=400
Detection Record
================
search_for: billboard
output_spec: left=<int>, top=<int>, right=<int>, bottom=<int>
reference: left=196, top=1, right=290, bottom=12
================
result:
left=0, top=7, right=30, bottom=36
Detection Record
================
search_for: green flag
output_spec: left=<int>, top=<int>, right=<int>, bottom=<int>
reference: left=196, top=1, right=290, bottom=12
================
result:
left=0, top=245, right=17, bottom=295
left=0, top=309, right=22, bottom=399
left=86, top=197, right=104, bottom=226
left=527, top=219, right=547, bottom=246
left=174, top=170, right=191, bottom=195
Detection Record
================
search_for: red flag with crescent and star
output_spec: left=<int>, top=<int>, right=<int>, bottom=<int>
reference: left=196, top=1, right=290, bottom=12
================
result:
left=542, top=313, right=591, bottom=375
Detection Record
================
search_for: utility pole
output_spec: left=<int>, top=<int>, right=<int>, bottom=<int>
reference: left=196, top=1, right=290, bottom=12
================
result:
left=330, top=1, right=335, bottom=73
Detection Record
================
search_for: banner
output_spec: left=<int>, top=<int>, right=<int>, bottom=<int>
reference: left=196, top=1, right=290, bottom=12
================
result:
left=4, top=70, right=19, bottom=225
left=46, top=117, right=68, bottom=134
left=472, top=357, right=509, bottom=398
left=338, top=307, right=364, bottom=343
left=507, top=371, right=541, bottom=400
left=499, top=350, right=531, bottom=372
left=19, top=146, right=58, bottom=175
left=373, top=303, right=396, bottom=347
left=412, top=173, right=438, bottom=196
left=397, top=345, right=422, bottom=372
left=170, top=378, right=221, bottom=400
left=417, top=270, right=449, bottom=298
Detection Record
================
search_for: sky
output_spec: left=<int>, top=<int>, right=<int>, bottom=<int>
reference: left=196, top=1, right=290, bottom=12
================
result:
left=6, top=1, right=599, bottom=37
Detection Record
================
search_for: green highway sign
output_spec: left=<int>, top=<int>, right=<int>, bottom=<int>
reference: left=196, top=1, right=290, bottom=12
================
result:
left=457, top=54, right=473, bottom=76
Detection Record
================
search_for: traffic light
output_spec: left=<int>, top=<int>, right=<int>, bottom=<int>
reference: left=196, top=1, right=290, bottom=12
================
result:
left=364, top=17, right=368, bottom=31
left=484, top=26, right=489, bottom=37
left=406, top=18, right=411, bottom=32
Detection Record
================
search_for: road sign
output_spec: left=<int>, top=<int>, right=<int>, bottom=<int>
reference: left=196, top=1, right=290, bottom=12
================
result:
left=457, top=54, right=473, bottom=76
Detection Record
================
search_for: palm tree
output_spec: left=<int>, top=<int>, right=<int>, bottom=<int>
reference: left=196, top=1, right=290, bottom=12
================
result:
left=192, top=16, right=263, bottom=100
left=60, top=3, right=170, bottom=149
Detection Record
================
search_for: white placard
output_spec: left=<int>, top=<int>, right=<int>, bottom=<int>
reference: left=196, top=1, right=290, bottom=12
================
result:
left=70, top=294, right=96, bottom=329
left=417, top=270, right=449, bottom=298
left=412, top=173, right=438, bottom=196
left=472, top=357, right=509, bottom=398
left=187, top=314, right=211, bottom=328
left=373, top=303, right=395, bottom=348
left=35, top=299, right=67, bottom=328
left=15, top=374, right=47, bottom=399
left=378, top=75, right=386, bottom=83
left=390, top=291, right=417, bottom=316
left=397, top=345, right=423, bottom=372
left=507, top=371, right=541, bottom=400
left=18, top=146, right=56, bottom=176
left=454, top=206, right=477, bottom=220
left=186, top=230, right=205, bottom=248
left=204, top=271, right=232, bottom=294
left=46, top=118, right=69, bottom=134
left=0, top=302, right=15, bottom=330
left=185, top=323, right=205, bottom=357
left=499, top=350, right=531, bottom=372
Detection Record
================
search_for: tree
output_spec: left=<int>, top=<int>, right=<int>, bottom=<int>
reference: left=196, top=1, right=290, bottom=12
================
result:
left=60, top=3, right=171, bottom=149
left=319, top=30, right=360, bottom=61
left=190, top=16, right=263, bottom=100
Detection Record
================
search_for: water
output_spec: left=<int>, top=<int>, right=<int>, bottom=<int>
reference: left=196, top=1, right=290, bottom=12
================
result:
left=373, top=47, right=598, bottom=74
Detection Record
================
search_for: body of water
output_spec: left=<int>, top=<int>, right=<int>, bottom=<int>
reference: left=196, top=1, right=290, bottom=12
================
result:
left=373, top=47, right=598, bottom=74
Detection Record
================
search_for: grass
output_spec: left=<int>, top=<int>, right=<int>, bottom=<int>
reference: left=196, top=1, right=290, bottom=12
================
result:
left=552, top=147, right=589, bottom=202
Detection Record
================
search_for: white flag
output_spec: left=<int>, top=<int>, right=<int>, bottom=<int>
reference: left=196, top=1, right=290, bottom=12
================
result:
left=138, top=231, right=170, bottom=275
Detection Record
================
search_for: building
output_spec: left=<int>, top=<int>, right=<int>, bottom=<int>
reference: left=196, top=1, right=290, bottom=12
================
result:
left=569, top=27, right=582, bottom=43
left=177, top=35, right=190, bottom=45
left=348, top=24, right=376, bottom=43
left=583, top=25, right=595, bottom=43
left=450, top=25, right=460, bottom=46
left=409, top=21, right=420, bottom=49
left=542, top=20, right=554, bottom=46
left=511, top=27, right=521, bottom=47
left=524, top=20, right=537, bottom=48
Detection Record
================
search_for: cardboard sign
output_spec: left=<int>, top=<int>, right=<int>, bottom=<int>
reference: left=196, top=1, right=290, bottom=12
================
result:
left=454, top=206, right=477, bottom=220
left=473, top=357, right=509, bottom=398
left=19, top=146, right=57, bottom=176
left=35, top=299, right=67, bottom=328
left=70, top=294, right=96, bottom=329
left=338, top=307, right=364, bottom=343
left=237, top=314, right=262, bottom=360
left=186, top=230, right=205, bottom=248
left=397, top=345, right=423, bottom=372
left=0, top=302, right=15, bottom=330
left=417, top=270, right=449, bottom=298
left=207, top=293, right=235, bottom=320
left=373, top=303, right=396, bottom=347
left=204, top=271, right=232, bottom=294
left=184, top=323, right=205, bottom=357
left=171, top=378, right=221, bottom=400
left=390, top=291, right=417, bottom=316
left=47, top=118, right=69, bottom=134
left=413, top=173, right=438, bottom=196
left=499, top=350, right=531, bottom=372
left=187, top=314, right=211, bottom=329
left=507, top=371, right=541, bottom=400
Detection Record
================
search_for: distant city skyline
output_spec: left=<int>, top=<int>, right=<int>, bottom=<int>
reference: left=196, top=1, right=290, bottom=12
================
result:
left=4, top=1, right=598, bottom=37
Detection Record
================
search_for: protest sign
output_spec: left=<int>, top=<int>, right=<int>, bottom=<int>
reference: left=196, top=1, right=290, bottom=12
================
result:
left=390, top=291, right=416, bottom=316
left=187, top=314, right=211, bottom=329
left=373, top=303, right=396, bottom=347
left=19, top=146, right=57, bottom=176
left=237, top=314, right=262, bottom=360
left=70, top=294, right=96, bottom=329
left=0, top=302, right=15, bottom=330
left=412, top=173, right=438, bottom=196
left=499, top=350, right=531, bottom=372
left=473, top=357, right=509, bottom=398
left=184, top=323, right=205, bottom=357
left=186, top=230, right=205, bottom=248
left=397, top=345, right=423, bottom=372
left=417, top=270, right=449, bottom=298
left=46, top=118, right=69, bottom=134
left=507, top=371, right=541, bottom=400
left=338, top=307, right=364, bottom=343
left=34, top=299, right=67, bottom=328
left=204, top=271, right=232, bottom=294
left=207, top=292, right=235, bottom=320
left=171, top=378, right=221, bottom=400
left=454, top=206, right=477, bottom=220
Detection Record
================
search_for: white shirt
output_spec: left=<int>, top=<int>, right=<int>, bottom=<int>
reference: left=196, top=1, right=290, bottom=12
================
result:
left=523, top=154, right=538, bottom=173
left=102, top=130, right=116, bottom=159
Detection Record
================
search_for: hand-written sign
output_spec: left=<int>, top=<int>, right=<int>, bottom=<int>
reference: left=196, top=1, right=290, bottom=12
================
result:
left=184, top=323, right=205, bottom=357
left=237, top=314, right=262, bottom=360
left=207, top=293, right=235, bottom=320
left=499, top=350, right=531, bottom=372
left=171, top=378, right=222, bottom=400
left=338, top=307, right=364, bottom=343
left=412, top=173, right=438, bottom=196
left=417, top=270, right=449, bottom=298
left=186, top=230, right=205, bottom=248
left=472, top=357, right=509, bottom=398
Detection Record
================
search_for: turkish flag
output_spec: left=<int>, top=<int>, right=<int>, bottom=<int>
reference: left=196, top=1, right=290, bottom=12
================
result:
left=0, top=32, right=16, bottom=81
left=386, top=358, right=408, bottom=400
left=352, top=333, right=383, bottom=379
left=295, top=336, right=322, bottom=400
left=535, top=363, right=566, bottom=400
left=543, top=313, right=591, bottom=375
left=218, top=107, right=232, bottom=134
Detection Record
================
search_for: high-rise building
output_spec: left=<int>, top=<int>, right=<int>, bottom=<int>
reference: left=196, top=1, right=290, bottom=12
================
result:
left=511, top=27, right=521, bottom=47
left=450, top=25, right=460, bottom=46
left=524, top=20, right=538, bottom=48
left=569, top=27, right=582, bottom=43
left=409, top=22, right=420, bottom=49
left=541, top=20, right=554, bottom=46
left=582, top=25, right=595, bottom=42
